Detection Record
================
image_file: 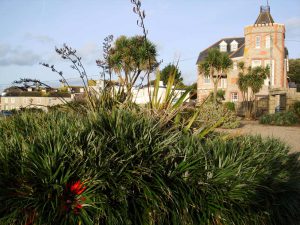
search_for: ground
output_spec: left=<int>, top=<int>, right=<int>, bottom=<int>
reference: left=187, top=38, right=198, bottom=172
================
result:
left=217, top=121, right=300, bottom=153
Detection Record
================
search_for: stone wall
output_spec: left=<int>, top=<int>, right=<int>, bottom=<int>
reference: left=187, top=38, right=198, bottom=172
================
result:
left=286, top=88, right=300, bottom=110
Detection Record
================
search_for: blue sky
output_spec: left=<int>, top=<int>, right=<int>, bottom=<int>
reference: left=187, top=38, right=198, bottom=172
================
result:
left=0, top=0, right=299, bottom=91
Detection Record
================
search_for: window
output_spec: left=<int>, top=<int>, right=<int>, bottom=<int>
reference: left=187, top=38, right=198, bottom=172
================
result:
left=252, top=60, right=262, bottom=68
left=230, top=40, right=238, bottom=52
left=4, top=98, right=8, bottom=103
left=231, top=92, right=238, bottom=102
left=233, top=62, right=238, bottom=70
left=220, top=78, right=227, bottom=88
left=11, top=98, right=15, bottom=104
left=204, top=76, right=211, bottom=84
left=255, top=36, right=261, bottom=49
left=219, top=40, right=227, bottom=52
left=264, top=60, right=274, bottom=86
left=265, top=35, right=271, bottom=49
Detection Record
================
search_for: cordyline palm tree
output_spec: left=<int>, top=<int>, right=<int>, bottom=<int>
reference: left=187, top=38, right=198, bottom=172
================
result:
left=198, top=48, right=232, bottom=104
left=108, top=35, right=158, bottom=98
left=237, top=62, right=269, bottom=119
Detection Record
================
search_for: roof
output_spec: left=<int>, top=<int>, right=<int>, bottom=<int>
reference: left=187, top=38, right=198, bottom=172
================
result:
left=196, top=37, right=245, bottom=64
left=254, top=6, right=274, bottom=25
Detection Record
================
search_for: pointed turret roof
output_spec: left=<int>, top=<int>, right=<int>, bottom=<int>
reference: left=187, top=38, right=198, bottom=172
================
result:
left=254, top=6, right=274, bottom=25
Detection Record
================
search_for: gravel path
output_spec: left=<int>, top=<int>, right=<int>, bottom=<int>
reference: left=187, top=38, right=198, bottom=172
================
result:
left=217, top=121, right=300, bottom=153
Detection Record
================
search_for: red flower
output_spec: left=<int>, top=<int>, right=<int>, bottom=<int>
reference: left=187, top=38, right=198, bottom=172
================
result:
left=73, top=204, right=83, bottom=215
left=69, top=180, right=86, bottom=195
left=63, top=180, right=87, bottom=215
left=75, top=204, right=83, bottom=209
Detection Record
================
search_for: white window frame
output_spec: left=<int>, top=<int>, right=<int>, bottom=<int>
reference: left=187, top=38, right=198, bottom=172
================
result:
left=11, top=98, right=15, bottom=104
left=252, top=60, right=262, bottom=68
left=265, top=35, right=271, bottom=49
left=231, top=92, right=238, bottom=102
left=256, top=36, right=261, bottom=49
left=220, top=78, right=227, bottom=88
left=219, top=40, right=227, bottom=52
left=4, top=98, right=8, bottom=104
left=204, top=75, right=211, bottom=84
left=230, top=40, right=238, bottom=52
left=233, top=61, right=238, bottom=70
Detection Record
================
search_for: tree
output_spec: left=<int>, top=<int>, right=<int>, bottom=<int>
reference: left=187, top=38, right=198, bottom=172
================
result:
left=288, top=58, right=300, bottom=84
left=108, top=35, right=158, bottom=96
left=160, top=64, right=183, bottom=86
left=237, top=63, right=269, bottom=119
left=198, top=48, right=232, bottom=104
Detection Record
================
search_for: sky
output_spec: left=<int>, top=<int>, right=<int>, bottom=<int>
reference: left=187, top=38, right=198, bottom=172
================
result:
left=0, top=0, right=299, bottom=92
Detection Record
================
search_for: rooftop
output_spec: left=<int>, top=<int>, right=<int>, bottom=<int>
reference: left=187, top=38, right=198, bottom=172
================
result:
left=196, top=37, right=245, bottom=64
left=254, top=6, right=275, bottom=25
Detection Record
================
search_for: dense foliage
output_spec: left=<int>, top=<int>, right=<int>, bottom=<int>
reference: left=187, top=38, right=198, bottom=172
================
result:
left=293, top=101, right=300, bottom=118
left=288, top=58, right=300, bottom=84
left=1, top=109, right=299, bottom=225
left=198, top=48, right=232, bottom=104
left=160, top=64, right=183, bottom=86
left=107, top=35, right=158, bottom=94
left=224, top=102, right=235, bottom=112
left=237, top=64, right=269, bottom=119
left=196, top=102, right=240, bottom=129
left=259, top=111, right=299, bottom=126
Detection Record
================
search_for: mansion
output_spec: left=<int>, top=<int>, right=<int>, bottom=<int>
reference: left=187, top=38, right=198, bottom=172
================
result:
left=196, top=5, right=289, bottom=105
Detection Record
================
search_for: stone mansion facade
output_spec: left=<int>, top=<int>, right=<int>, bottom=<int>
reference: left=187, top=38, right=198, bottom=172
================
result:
left=196, top=6, right=289, bottom=104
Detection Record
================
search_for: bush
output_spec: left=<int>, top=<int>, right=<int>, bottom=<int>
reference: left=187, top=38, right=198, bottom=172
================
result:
left=224, top=102, right=235, bottom=111
left=196, top=102, right=240, bottom=129
left=1, top=109, right=299, bottom=224
left=293, top=101, right=300, bottom=117
left=260, top=111, right=299, bottom=126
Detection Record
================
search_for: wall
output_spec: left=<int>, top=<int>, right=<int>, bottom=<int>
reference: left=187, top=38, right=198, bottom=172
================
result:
left=0, top=96, right=73, bottom=111
left=244, top=23, right=286, bottom=91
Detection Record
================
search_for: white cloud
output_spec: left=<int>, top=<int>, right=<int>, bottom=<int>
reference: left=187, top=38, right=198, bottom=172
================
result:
left=0, top=44, right=41, bottom=66
left=0, top=43, right=11, bottom=57
left=78, top=42, right=102, bottom=65
left=24, top=33, right=55, bottom=44
left=42, top=42, right=102, bottom=67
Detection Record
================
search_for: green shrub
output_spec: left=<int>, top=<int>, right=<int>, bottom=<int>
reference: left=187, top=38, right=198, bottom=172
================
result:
left=1, top=109, right=299, bottom=224
left=293, top=101, right=300, bottom=117
left=196, top=102, right=240, bottom=129
left=224, top=102, right=235, bottom=111
left=260, top=111, right=299, bottom=126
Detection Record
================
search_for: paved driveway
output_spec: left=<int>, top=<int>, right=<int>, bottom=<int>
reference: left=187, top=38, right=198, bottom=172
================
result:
left=217, top=121, right=300, bottom=153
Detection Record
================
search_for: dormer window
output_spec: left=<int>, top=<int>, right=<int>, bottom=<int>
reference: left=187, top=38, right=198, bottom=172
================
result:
left=219, top=40, right=227, bottom=52
left=230, top=40, right=238, bottom=52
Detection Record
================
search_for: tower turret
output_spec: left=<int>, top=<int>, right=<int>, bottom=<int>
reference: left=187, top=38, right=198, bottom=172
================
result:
left=244, top=5, right=287, bottom=90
